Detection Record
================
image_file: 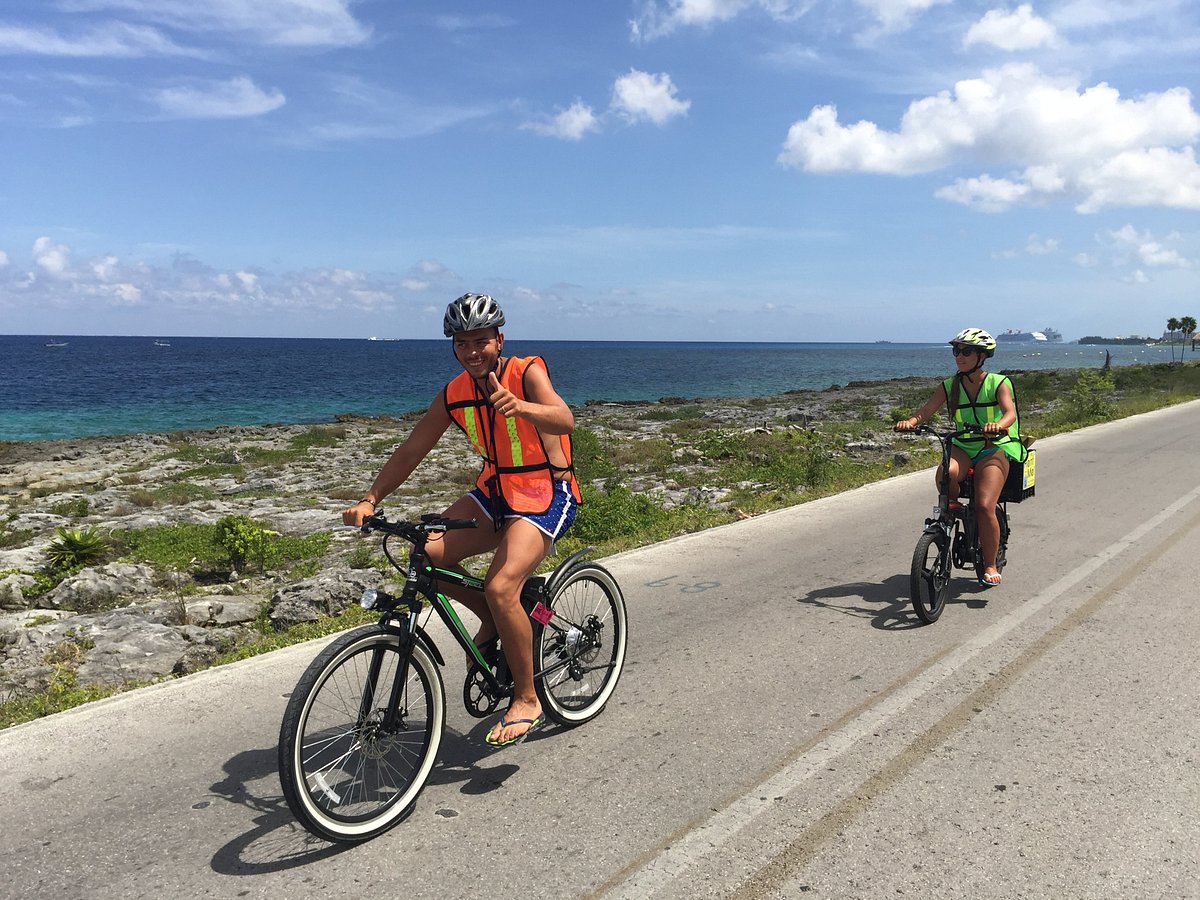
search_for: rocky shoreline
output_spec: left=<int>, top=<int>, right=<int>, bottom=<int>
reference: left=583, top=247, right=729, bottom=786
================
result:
left=0, top=372, right=1028, bottom=714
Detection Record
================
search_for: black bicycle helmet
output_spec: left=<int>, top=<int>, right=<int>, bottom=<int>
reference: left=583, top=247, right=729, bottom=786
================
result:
left=443, top=293, right=505, bottom=337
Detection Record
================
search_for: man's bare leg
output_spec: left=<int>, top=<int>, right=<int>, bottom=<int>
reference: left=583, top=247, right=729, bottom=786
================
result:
left=483, top=518, right=552, bottom=745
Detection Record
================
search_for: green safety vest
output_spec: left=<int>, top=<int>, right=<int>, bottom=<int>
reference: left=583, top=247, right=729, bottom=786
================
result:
left=943, top=372, right=1025, bottom=463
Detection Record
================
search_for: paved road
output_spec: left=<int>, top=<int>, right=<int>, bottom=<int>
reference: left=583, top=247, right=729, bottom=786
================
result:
left=2, top=402, right=1198, bottom=900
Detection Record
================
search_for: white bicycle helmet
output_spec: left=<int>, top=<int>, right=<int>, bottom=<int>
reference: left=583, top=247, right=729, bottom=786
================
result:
left=443, top=293, right=505, bottom=337
left=949, top=327, right=996, bottom=358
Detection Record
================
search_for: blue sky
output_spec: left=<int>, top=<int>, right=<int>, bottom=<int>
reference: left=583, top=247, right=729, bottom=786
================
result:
left=1, top=1, right=1198, bottom=342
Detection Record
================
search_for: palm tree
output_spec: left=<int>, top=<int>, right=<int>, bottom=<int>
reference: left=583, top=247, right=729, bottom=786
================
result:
left=1181, top=316, right=1197, bottom=354
left=1167, top=317, right=1182, bottom=362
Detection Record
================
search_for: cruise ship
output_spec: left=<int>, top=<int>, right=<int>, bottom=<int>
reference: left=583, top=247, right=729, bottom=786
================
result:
left=996, top=327, right=1062, bottom=344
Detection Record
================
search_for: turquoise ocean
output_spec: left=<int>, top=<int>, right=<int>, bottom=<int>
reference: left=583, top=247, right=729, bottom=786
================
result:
left=0, top=335, right=1178, bottom=441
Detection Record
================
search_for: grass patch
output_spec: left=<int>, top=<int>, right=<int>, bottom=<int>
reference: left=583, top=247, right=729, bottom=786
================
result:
left=1, top=527, right=34, bottom=549
left=0, top=671, right=134, bottom=730
left=49, top=497, right=90, bottom=518
left=288, top=426, right=347, bottom=452
left=639, top=404, right=705, bottom=422
left=214, top=605, right=376, bottom=665
left=119, top=520, right=332, bottom=575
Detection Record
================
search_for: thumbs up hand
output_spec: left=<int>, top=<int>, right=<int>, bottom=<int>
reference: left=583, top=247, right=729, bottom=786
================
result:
left=488, top=372, right=521, bottom=418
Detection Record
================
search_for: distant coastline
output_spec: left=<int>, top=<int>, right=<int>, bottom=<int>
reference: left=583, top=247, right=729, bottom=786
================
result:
left=1077, top=336, right=1157, bottom=345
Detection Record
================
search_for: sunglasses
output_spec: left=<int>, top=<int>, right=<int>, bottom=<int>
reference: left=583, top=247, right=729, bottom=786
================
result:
left=951, top=346, right=981, bottom=357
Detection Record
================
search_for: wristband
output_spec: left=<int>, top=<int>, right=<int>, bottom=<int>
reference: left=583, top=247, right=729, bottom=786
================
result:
left=358, top=497, right=377, bottom=507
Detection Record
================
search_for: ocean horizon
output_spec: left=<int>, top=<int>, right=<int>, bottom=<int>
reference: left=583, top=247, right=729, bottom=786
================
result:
left=2, top=334, right=1180, bottom=441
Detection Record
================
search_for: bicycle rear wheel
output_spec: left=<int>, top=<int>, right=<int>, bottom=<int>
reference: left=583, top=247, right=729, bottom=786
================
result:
left=278, top=625, right=445, bottom=843
left=910, top=531, right=951, bottom=624
left=533, top=562, right=627, bottom=726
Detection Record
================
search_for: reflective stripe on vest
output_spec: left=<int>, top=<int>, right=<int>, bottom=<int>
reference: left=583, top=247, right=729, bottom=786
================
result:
left=444, top=355, right=580, bottom=514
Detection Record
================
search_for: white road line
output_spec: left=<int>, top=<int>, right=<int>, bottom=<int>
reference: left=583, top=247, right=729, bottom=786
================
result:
left=603, top=482, right=1200, bottom=899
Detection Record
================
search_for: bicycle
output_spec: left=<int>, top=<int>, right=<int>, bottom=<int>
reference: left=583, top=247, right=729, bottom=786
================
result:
left=906, top=424, right=1013, bottom=624
left=277, top=512, right=628, bottom=843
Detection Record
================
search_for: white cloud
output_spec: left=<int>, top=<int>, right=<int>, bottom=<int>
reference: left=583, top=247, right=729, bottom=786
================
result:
left=92, top=255, right=120, bottom=280
left=1051, top=0, right=1164, bottom=30
left=854, top=0, right=949, bottom=33
left=0, top=238, right=406, bottom=318
left=964, top=4, right=1058, bottom=51
left=1108, top=224, right=1192, bottom=268
left=779, top=64, right=1200, bottom=213
left=522, top=101, right=600, bottom=141
left=935, top=175, right=1030, bottom=213
left=433, top=14, right=516, bottom=32
left=1025, top=234, right=1060, bottom=255
left=630, top=0, right=944, bottom=39
left=59, top=0, right=371, bottom=49
left=152, top=76, right=285, bottom=119
left=631, top=0, right=756, bottom=40
left=0, top=22, right=198, bottom=57
left=0, top=250, right=9, bottom=267
left=611, top=70, right=690, bottom=125
left=33, top=237, right=71, bottom=276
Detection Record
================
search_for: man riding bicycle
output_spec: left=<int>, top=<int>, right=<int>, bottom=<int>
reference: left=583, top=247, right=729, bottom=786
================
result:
left=894, top=328, right=1021, bottom=587
left=343, top=292, right=581, bottom=746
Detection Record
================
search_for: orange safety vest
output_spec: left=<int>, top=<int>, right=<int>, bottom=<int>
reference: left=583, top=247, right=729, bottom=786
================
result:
left=444, top=356, right=580, bottom=514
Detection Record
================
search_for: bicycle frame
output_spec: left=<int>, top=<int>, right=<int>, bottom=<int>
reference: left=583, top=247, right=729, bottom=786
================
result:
left=915, top=424, right=1004, bottom=570
left=356, top=513, right=597, bottom=720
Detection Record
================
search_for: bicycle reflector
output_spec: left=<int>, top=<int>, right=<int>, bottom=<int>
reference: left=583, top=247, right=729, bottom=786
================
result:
left=360, top=588, right=379, bottom=610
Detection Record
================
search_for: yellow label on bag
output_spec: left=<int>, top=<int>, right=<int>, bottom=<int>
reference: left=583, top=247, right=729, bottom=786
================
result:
left=1023, top=449, right=1036, bottom=489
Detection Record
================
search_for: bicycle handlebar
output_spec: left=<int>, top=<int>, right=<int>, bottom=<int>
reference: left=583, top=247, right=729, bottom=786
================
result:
left=905, top=423, right=987, bottom=439
left=360, top=513, right=478, bottom=540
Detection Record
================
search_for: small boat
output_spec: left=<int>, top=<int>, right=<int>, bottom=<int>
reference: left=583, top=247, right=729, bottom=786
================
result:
left=45, top=340, right=68, bottom=348
left=154, top=340, right=171, bottom=347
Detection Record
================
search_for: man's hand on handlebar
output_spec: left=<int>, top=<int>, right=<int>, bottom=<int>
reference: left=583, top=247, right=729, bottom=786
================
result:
left=894, top=417, right=920, bottom=432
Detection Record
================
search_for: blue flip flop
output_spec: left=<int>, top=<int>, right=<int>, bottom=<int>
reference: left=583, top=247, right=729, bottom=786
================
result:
left=979, top=572, right=1002, bottom=588
left=485, top=712, right=545, bottom=748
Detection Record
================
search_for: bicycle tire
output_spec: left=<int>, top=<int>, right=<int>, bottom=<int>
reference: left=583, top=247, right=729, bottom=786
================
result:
left=910, top=531, right=951, bottom=624
left=278, top=625, right=445, bottom=843
left=533, top=562, right=627, bottom=726
left=974, top=505, right=1010, bottom=582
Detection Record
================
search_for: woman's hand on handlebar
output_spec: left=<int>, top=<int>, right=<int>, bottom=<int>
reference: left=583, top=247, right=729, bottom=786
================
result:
left=981, top=421, right=1005, bottom=436
left=342, top=499, right=376, bottom=527
left=894, top=417, right=920, bottom=432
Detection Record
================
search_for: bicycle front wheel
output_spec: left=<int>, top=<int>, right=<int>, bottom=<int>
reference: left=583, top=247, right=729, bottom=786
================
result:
left=534, top=562, right=628, bottom=726
left=910, top=531, right=951, bottom=624
left=278, top=626, right=445, bottom=843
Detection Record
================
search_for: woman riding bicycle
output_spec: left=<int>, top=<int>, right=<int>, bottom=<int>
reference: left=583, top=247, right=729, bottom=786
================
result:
left=894, top=327, right=1021, bottom=587
left=343, top=292, right=581, bottom=746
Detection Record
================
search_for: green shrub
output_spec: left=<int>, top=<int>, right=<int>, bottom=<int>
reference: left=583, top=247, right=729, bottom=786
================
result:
left=1054, top=369, right=1116, bottom=425
left=572, top=484, right=672, bottom=542
left=289, top=426, right=346, bottom=452
left=45, top=527, right=110, bottom=572
left=572, top=426, right=618, bottom=482
left=122, top=519, right=330, bottom=575
left=122, top=523, right=223, bottom=571
left=49, top=497, right=90, bottom=518
left=1, top=527, right=33, bottom=550
left=216, top=515, right=272, bottom=571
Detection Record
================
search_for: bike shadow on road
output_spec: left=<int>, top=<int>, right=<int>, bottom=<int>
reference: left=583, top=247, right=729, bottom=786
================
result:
left=793, top=573, right=991, bottom=630
left=206, top=725, right=528, bottom=875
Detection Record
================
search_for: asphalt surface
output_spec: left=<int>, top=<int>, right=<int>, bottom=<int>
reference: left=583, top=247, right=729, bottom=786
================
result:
left=1, top=401, right=1197, bottom=900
